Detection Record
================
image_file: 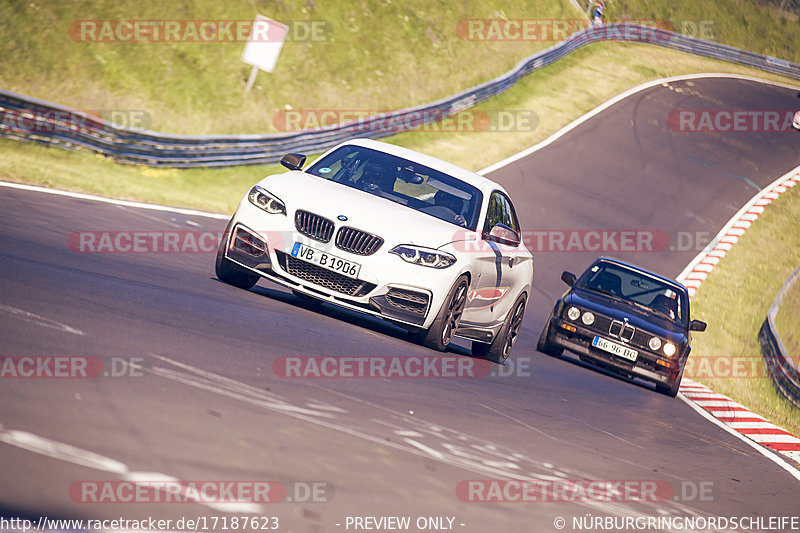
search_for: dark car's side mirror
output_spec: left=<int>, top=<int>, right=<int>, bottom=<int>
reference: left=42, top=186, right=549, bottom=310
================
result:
left=690, top=320, right=707, bottom=332
left=280, top=153, right=307, bottom=171
left=561, top=271, right=576, bottom=286
left=483, top=223, right=520, bottom=247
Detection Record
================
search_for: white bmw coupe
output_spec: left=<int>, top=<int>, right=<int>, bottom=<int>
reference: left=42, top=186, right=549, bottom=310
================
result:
left=215, top=139, right=534, bottom=362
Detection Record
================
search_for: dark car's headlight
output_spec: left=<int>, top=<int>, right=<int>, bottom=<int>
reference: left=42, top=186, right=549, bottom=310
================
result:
left=649, top=337, right=662, bottom=351
left=248, top=185, right=286, bottom=215
left=390, top=245, right=455, bottom=269
left=663, top=342, right=677, bottom=356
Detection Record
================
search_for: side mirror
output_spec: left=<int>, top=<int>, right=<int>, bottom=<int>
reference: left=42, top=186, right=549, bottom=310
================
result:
left=483, top=223, right=520, bottom=247
left=690, top=320, right=707, bottom=332
left=561, top=271, right=576, bottom=286
left=280, top=153, right=306, bottom=171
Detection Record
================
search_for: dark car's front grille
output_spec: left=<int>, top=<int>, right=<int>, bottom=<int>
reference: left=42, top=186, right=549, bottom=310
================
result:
left=275, top=251, right=375, bottom=297
left=385, top=288, right=429, bottom=315
left=609, top=319, right=635, bottom=342
left=335, top=227, right=384, bottom=256
left=295, top=210, right=334, bottom=243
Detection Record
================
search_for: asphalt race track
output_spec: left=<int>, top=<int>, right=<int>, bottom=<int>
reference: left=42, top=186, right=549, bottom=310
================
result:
left=1, top=76, right=799, bottom=532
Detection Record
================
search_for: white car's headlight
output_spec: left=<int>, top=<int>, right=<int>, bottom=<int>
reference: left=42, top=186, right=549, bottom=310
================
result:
left=390, top=245, right=456, bottom=269
left=248, top=185, right=286, bottom=215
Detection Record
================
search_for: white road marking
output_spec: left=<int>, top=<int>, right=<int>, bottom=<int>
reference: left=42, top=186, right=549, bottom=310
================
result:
left=0, top=180, right=229, bottom=220
left=0, top=303, right=83, bottom=335
left=0, top=430, right=127, bottom=474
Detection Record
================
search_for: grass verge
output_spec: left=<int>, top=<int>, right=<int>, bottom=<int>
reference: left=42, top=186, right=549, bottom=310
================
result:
left=687, top=182, right=800, bottom=437
left=2, top=40, right=799, bottom=215
left=775, top=270, right=800, bottom=371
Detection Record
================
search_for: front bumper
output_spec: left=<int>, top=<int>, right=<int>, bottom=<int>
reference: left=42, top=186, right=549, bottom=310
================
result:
left=222, top=209, right=459, bottom=330
left=550, top=317, right=679, bottom=385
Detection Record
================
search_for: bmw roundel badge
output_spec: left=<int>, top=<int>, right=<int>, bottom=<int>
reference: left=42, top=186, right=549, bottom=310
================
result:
left=337, top=215, right=348, bottom=221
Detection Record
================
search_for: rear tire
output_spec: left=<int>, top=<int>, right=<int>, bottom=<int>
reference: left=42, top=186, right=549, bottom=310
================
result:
left=536, top=316, right=563, bottom=356
left=215, top=219, right=259, bottom=290
left=472, top=294, right=527, bottom=364
left=418, top=275, right=469, bottom=351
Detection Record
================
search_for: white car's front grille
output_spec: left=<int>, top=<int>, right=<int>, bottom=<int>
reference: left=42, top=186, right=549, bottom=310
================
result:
left=335, top=227, right=383, bottom=256
left=295, top=210, right=334, bottom=243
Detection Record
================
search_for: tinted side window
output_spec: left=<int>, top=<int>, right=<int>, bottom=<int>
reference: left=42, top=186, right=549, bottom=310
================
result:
left=483, top=191, right=519, bottom=233
left=483, top=192, right=505, bottom=233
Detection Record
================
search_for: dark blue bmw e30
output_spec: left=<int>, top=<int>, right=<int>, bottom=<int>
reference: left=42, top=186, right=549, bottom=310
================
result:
left=537, top=257, right=707, bottom=397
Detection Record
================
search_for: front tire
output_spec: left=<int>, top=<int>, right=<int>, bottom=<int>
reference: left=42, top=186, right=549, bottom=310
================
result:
left=215, top=219, right=259, bottom=290
left=472, top=294, right=527, bottom=364
left=655, top=366, right=684, bottom=397
left=418, top=275, right=469, bottom=351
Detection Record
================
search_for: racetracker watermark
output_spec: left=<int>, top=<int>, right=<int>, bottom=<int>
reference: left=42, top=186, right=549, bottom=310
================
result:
left=273, top=356, right=533, bottom=379
left=0, top=109, right=151, bottom=132
left=457, top=479, right=714, bottom=502
left=0, top=356, right=143, bottom=378
left=457, top=19, right=670, bottom=41
left=684, top=356, right=800, bottom=380
left=68, top=231, right=225, bottom=253
left=668, top=109, right=798, bottom=133
left=70, top=480, right=333, bottom=503
left=271, top=109, right=538, bottom=134
left=68, top=20, right=333, bottom=42
left=456, top=18, right=717, bottom=41
left=67, top=229, right=719, bottom=254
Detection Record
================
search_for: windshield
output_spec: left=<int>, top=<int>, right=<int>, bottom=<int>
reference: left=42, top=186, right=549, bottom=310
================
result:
left=306, top=145, right=483, bottom=230
left=577, top=262, right=688, bottom=326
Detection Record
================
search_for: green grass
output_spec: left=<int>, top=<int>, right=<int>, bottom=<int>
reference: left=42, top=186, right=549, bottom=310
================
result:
left=775, top=270, right=800, bottom=371
left=2, top=40, right=798, bottom=215
left=0, top=138, right=275, bottom=214
left=687, top=183, right=800, bottom=437
left=604, top=0, right=800, bottom=64
left=0, top=0, right=578, bottom=134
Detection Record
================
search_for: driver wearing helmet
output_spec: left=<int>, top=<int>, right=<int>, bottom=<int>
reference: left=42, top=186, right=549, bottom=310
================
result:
left=360, top=162, right=395, bottom=195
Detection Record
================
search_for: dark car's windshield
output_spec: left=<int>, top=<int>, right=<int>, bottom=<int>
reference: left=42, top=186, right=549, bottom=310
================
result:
left=577, top=262, right=688, bottom=326
left=306, top=145, right=483, bottom=230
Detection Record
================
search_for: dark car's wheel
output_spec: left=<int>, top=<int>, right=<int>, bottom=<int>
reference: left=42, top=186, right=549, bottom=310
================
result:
left=472, top=294, right=527, bottom=364
left=655, top=366, right=684, bottom=397
left=418, top=275, right=469, bottom=351
left=536, top=315, right=563, bottom=356
left=215, top=220, right=259, bottom=290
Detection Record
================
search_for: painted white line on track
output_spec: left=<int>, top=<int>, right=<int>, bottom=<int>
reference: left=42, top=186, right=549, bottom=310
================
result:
left=0, top=180, right=229, bottom=220
left=0, top=303, right=84, bottom=335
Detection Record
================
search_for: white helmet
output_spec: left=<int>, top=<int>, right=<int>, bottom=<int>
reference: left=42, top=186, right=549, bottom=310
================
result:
left=793, top=110, right=800, bottom=131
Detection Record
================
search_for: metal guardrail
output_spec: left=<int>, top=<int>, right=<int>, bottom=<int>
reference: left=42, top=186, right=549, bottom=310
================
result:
left=2, top=23, right=800, bottom=168
left=760, top=265, right=800, bottom=409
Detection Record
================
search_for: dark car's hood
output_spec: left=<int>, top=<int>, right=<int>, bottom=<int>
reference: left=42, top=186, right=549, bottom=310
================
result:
left=566, top=288, right=687, bottom=341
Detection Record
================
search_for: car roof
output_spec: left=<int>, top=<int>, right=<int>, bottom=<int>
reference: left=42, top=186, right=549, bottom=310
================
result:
left=592, top=257, right=688, bottom=293
left=338, top=138, right=504, bottom=195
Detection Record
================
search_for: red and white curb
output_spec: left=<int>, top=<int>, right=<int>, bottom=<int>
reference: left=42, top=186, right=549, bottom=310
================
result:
left=676, top=164, right=800, bottom=469
left=680, top=378, right=800, bottom=465
left=679, top=167, right=800, bottom=298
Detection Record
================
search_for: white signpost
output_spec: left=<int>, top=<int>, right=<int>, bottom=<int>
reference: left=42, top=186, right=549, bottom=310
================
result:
left=241, top=15, right=289, bottom=92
